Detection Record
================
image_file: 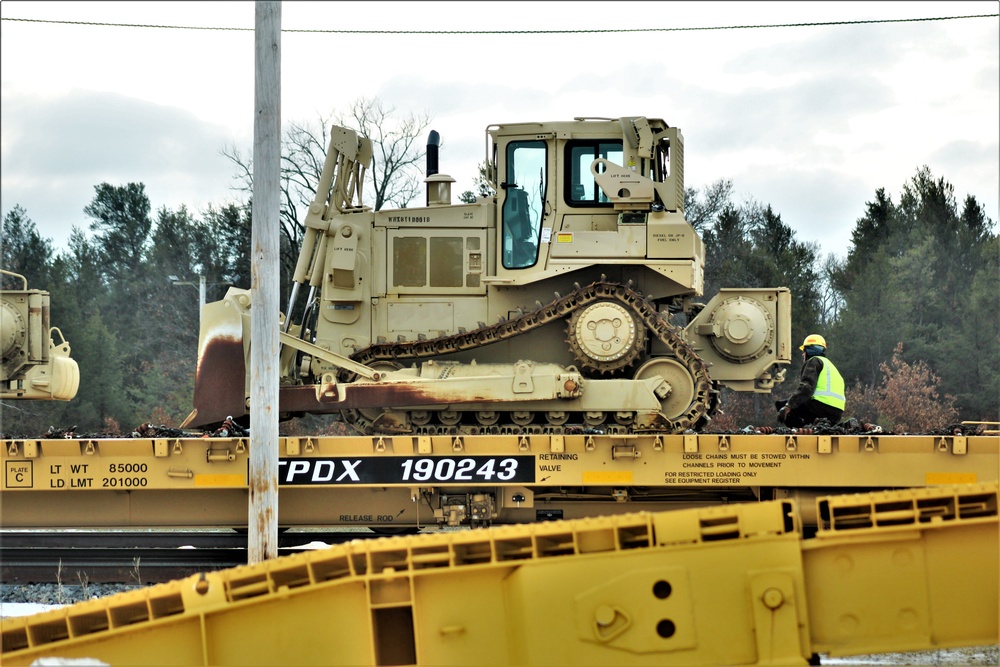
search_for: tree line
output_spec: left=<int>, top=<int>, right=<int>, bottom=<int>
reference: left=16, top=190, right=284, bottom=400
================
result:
left=2, top=106, right=996, bottom=436
left=685, top=171, right=997, bottom=431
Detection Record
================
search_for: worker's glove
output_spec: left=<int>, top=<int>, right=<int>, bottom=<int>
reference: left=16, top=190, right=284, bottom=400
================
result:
left=777, top=406, right=789, bottom=424
left=774, top=399, right=787, bottom=412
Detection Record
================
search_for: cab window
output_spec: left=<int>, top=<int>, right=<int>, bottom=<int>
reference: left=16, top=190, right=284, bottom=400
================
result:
left=565, top=141, right=623, bottom=206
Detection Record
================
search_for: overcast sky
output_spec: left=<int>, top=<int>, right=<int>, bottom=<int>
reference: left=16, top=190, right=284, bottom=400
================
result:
left=2, top=1, right=997, bottom=260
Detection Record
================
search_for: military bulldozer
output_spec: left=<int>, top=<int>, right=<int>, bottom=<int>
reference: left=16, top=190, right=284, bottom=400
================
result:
left=183, top=117, right=791, bottom=434
left=1, top=270, right=79, bottom=401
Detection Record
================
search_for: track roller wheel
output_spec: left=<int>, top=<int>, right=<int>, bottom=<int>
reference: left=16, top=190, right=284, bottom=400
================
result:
left=409, top=410, right=432, bottom=426
left=511, top=411, right=534, bottom=426
left=475, top=411, right=500, bottom=426
left=438, top=410, right=461, bottom=426
left=633, top=357, right=697, bottom=422
left=545, top=411, right=569, bottom=426
left=614, top=411, right=635, bottom=426
left=341, top=361, right=403, bottom=430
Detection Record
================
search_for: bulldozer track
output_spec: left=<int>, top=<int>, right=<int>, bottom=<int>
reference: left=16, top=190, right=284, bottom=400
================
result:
left=342, top=280, right=719, bottom=435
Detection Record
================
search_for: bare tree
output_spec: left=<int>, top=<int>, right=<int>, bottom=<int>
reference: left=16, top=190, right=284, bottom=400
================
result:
left=459, top=161, right=497, bottom=203
left=334, top=98, right=431, bottom=211
left=221, top=136, right=308, bottom=271
left=221, top=97, right=432, bottom=273
left=684, top=178, right=734, bottom=234
left=816, top=252, right=846, bottom=327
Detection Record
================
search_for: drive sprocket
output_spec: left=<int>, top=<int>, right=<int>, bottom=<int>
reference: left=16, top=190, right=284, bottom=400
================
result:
left=566, top=301, right=646, bottom=374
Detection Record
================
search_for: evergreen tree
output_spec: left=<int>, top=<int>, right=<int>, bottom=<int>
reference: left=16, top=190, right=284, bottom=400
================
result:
left=84, top=183, right=153, bottom=284
left=832, top=167, right=997, bottom=421
left=746, top=204, right=822, bottom=344
left=200, top=202, right=253, bottom=291
left=702, top=203, right=753, bottom=294
left=834, top=187, right=899, bottom=293
left=1, top=205, right=53, bottom=288
left=60, top=313, right=129, bottom=431
left=949, top=236, right=1000, bottom=420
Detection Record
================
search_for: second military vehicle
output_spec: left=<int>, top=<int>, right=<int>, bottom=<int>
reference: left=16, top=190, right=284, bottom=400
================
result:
left=1, top=270, right=79, bottom=402
left=184, top=117, right=791, bottom=434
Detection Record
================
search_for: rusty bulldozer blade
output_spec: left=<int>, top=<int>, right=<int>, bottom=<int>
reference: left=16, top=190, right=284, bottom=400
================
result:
left=181, top=294, right=249, bottom=429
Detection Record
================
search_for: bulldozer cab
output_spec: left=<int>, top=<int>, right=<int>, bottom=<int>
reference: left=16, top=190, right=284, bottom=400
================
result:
left=489, top=117, right=695, bottom=289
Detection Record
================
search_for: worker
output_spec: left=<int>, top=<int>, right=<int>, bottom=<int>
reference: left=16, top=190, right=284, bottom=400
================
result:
left=775, top=334, right=845, bottom=428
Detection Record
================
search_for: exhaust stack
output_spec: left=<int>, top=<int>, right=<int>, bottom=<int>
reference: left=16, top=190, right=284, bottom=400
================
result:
left=425, top=130, right=454, bottom=206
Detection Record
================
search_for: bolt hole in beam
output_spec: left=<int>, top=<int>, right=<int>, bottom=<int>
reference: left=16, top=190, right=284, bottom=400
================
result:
left=652, top=579, right=672, bottom=599
left=657, top=619, right=676, bottom=638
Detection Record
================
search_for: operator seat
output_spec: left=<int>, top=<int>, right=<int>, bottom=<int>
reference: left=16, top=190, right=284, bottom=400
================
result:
left=504, top=187, right=536, bottom=267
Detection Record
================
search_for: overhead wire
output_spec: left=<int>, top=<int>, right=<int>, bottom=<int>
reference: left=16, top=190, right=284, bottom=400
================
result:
left=1, top=13, right=997, bottom=34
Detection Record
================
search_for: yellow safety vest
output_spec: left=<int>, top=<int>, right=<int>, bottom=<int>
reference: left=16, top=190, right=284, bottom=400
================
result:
left=812, top=357, right=846, bottom=410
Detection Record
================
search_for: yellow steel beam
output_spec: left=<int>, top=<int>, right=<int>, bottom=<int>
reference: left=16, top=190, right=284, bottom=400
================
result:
left=3, top=483, right=996, bottom=666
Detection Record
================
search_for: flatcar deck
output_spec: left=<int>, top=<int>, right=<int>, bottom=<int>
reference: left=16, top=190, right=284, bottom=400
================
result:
left=2, top=432, right=996, bottom=529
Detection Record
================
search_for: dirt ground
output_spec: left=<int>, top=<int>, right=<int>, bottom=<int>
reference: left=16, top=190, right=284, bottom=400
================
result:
left=820, top=645, right=998, bottom=665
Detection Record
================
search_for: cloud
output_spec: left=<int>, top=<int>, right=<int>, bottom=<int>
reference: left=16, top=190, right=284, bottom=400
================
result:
left=1, top=89, right=240, bottom=247
left=930, top=139, right=1000, bottom=171
left=729, top=25, right=899, bottom=75
left=710, top=161, right=867, bottom=250
left=927, top=140, right=1000, bottom=219
left=686, top=73, right=894, bottom=155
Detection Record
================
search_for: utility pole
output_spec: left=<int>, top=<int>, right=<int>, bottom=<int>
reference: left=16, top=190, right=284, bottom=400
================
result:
left=170, top=275, right=230, bottom=330
left=249, top=0, right=281, bottom=564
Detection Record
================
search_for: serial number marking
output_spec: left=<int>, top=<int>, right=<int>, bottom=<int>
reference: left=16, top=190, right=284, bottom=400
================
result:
left=278, top=456, right=535, bottom=485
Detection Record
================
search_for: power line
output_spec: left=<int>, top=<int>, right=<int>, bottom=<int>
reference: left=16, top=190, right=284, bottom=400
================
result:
left=1, top=13, right=997, bottom=34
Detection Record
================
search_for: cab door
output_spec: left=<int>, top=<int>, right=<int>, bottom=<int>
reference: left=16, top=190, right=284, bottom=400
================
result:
left=497, top=138, right=548, bottom=271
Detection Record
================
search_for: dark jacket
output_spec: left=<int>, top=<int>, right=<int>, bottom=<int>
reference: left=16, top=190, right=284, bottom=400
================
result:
left=779, top=352, right=844, bottom=428
left=787, top=355, right=825, bottom=411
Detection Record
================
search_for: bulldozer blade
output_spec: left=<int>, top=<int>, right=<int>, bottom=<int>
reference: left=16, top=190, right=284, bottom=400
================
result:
left=181, top=298, right=248, bottom=429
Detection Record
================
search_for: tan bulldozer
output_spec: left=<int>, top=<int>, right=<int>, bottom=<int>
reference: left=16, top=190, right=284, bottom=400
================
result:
left=184, top=117, right=790, bottom=434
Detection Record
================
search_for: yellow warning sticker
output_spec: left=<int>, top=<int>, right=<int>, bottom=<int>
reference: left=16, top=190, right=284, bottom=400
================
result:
left=557, top=233, right=574, bottom=243
left=583, top=471, right=633, bottom=484
left=925, top=472, right=977, bottom=485
left=194, top=474, right=246, bottom=487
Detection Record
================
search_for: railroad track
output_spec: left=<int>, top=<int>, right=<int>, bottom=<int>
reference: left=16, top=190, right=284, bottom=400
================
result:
left=0, top=530, right=382, bottom=584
